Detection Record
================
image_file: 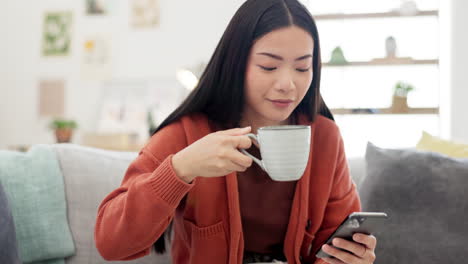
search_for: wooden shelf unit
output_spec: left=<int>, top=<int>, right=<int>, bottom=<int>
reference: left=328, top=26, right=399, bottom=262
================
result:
left=323, top=58, right=439, bottom=67
left=314, top=10, right=438, bottom=20
left=315, top=8, right=440, bottom=116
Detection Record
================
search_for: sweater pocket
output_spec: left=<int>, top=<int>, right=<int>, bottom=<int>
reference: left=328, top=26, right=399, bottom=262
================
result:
left=183, top=220, right=228, bottom=264
left=300, top=231, right=315, bottom=260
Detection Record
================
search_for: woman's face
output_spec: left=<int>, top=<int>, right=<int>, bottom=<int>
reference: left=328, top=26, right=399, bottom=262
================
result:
left=243, top=25, right=314, bottom=127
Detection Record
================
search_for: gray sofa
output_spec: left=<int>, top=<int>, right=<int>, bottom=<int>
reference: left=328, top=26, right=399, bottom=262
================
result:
left=0, top=183, right=21, bottom=264
left=2, top=143, right=467, bottom=263
left=51, top=144, right=171, bottom=264
left=0, top=144, right=170, bottom=264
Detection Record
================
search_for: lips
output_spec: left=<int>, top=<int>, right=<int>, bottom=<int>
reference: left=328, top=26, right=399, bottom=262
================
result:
left=268, top=99, right=294, bottom=108
left=270, top=99, right=293, bottom=103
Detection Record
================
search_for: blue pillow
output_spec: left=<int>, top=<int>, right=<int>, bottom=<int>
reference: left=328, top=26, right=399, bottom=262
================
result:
left=0, top=145, right=75, bottom=263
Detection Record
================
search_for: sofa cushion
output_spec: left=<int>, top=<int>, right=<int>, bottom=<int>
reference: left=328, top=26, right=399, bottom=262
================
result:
left=0, top=145, right=75, bottom=263
left=53, top=144, right=171, bottom=264
left=360, top=142, right=468, bottom=264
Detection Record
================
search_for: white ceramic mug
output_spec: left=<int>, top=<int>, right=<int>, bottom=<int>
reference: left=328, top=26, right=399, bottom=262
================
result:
left=240, top=125, right=311, bottom=181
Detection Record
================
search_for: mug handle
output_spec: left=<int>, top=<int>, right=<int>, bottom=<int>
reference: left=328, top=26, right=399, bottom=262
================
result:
left=239, top=133, right=266, bottom=171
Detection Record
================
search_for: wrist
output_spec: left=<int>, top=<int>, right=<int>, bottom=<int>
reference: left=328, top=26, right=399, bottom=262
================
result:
left=172, top=153, right=194, bottom=183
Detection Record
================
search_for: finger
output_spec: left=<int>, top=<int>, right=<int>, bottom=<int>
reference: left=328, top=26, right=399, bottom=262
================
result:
left=321, top=257, right=346, bottom=264
left=353, top=234, right=377, bottom=250
left=229, top=150, right=253, bottom=168
left=251, top=139, right=259, bottom=148
left=233, top=135, right=253, bottom=149
left=218, top=126, right=251, bottom=136
left=225, top=160, right=248, bottom=172
left=332, top=238, right=367, bottom=258
left=321, top=244, right=359, bottom=264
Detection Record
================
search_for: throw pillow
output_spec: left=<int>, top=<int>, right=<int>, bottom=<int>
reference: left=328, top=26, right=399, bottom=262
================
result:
left=360, top=142, right=468, bottom=264
left=0, top=145, right=75, bottom=263
left=416, top=131, right=468, bottom=158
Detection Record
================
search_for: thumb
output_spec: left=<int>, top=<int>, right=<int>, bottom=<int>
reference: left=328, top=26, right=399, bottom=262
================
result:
left=218, top=126, right=251, bottom=136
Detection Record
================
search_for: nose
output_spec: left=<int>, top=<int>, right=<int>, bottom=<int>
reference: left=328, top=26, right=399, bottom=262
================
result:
left=274, top=69, right=295, bottom=93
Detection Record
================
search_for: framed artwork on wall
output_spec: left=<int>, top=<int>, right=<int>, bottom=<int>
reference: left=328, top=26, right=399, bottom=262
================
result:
left=38, top=79, right=65, bottom=117
left=42, top=12, right=73, bottom=57
left=86, top=0, right=108, bottom=15
left=81, top=34, right=112, bottom=80
left=131, top=0, right=160, bottom=29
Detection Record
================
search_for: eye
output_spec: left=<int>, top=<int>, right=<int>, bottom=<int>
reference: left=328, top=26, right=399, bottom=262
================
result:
left=296, top=67, right=311, bottom=72
left=258, top=65, right=277, bottom=71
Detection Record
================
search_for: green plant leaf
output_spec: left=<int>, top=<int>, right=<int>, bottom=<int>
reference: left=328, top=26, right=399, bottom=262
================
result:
left=49, top=119, right=78, bottom=130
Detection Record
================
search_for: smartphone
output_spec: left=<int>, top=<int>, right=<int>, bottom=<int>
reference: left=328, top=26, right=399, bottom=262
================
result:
left=315, top=212, right=388, bottom=259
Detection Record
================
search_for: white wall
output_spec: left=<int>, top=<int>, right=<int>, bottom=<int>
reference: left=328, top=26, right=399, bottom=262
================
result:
left=447, top=0, right=468, bottom=143
left=0, top=0, right=245, bottom=149
left=1, top=0, right=467, bottom=150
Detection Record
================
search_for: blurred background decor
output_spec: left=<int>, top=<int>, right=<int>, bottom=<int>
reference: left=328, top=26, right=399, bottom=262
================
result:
left=86, top=0, right=108, bottom=15
left=391, top=81, right=414, bottom=113
left=328, top=46, right=348, bottom=65
left=147, top=108, right=157, bottom=136
left=49, top=119, right=78, bottom=143
left=385, top=36, right=397, bottom=58
left=176, top=62, right=206, bottom=91
left=2, top=0, right=468, bottom=157
left=398, top=0, right=419, bottom=16
left=131, top=0, right=160, bottom=29
left=38, top=79, right=65, bottom=117
left=42, top=12, right=73, bottom=57
left=82, top=34, right=112, bottom=80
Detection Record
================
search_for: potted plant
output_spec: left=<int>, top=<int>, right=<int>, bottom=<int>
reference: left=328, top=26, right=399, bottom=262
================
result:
left=49, top=119, right=78, bottom=143
left=391, top=81, right=414, bottom=113
left=329, top=46, right=348, bottom=65
left=147, top=109, right=157, bottom=136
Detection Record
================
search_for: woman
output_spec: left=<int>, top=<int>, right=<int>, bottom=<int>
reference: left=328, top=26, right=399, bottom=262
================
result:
left=95, top=0, right=378, bottom=263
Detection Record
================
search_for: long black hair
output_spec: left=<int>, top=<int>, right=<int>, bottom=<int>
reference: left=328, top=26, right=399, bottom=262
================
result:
left=152, top=0, right=334, bottom=254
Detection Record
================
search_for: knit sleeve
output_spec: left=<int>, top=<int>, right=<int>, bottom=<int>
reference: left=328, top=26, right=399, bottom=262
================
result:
left=94, top=121, right=193, bottom=260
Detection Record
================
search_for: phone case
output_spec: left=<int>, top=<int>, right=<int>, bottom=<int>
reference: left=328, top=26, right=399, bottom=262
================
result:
left=315, top=212, right=388, bottom=259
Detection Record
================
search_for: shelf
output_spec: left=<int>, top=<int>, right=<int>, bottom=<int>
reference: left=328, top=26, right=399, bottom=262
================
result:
left=81, top=132, right=144, bottom=152
left=324, top=58, right=438, bottom=67
left=331, top=107, right=439, bottom=115
left=314, top=10, right=438, bottom=20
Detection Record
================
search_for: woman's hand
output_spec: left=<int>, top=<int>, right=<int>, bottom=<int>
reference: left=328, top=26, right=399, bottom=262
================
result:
left=172, top=127, right=253, bottom=183
left=320, top=233, right=377, bottom=264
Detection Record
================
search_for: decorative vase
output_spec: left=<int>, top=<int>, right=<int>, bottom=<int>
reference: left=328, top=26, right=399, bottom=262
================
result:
left=55, top=128, right=73, bottom=143
left=391, top=95, right=409, bottom=113
left=399, top=1, right=418, bottom=16
left=329, top=46, right=348, bottom=65
left=385, top=36, right=397, bottom=58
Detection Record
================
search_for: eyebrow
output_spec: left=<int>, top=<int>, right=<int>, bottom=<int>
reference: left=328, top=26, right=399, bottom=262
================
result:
left=256, top=52, right=313, bottom=61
